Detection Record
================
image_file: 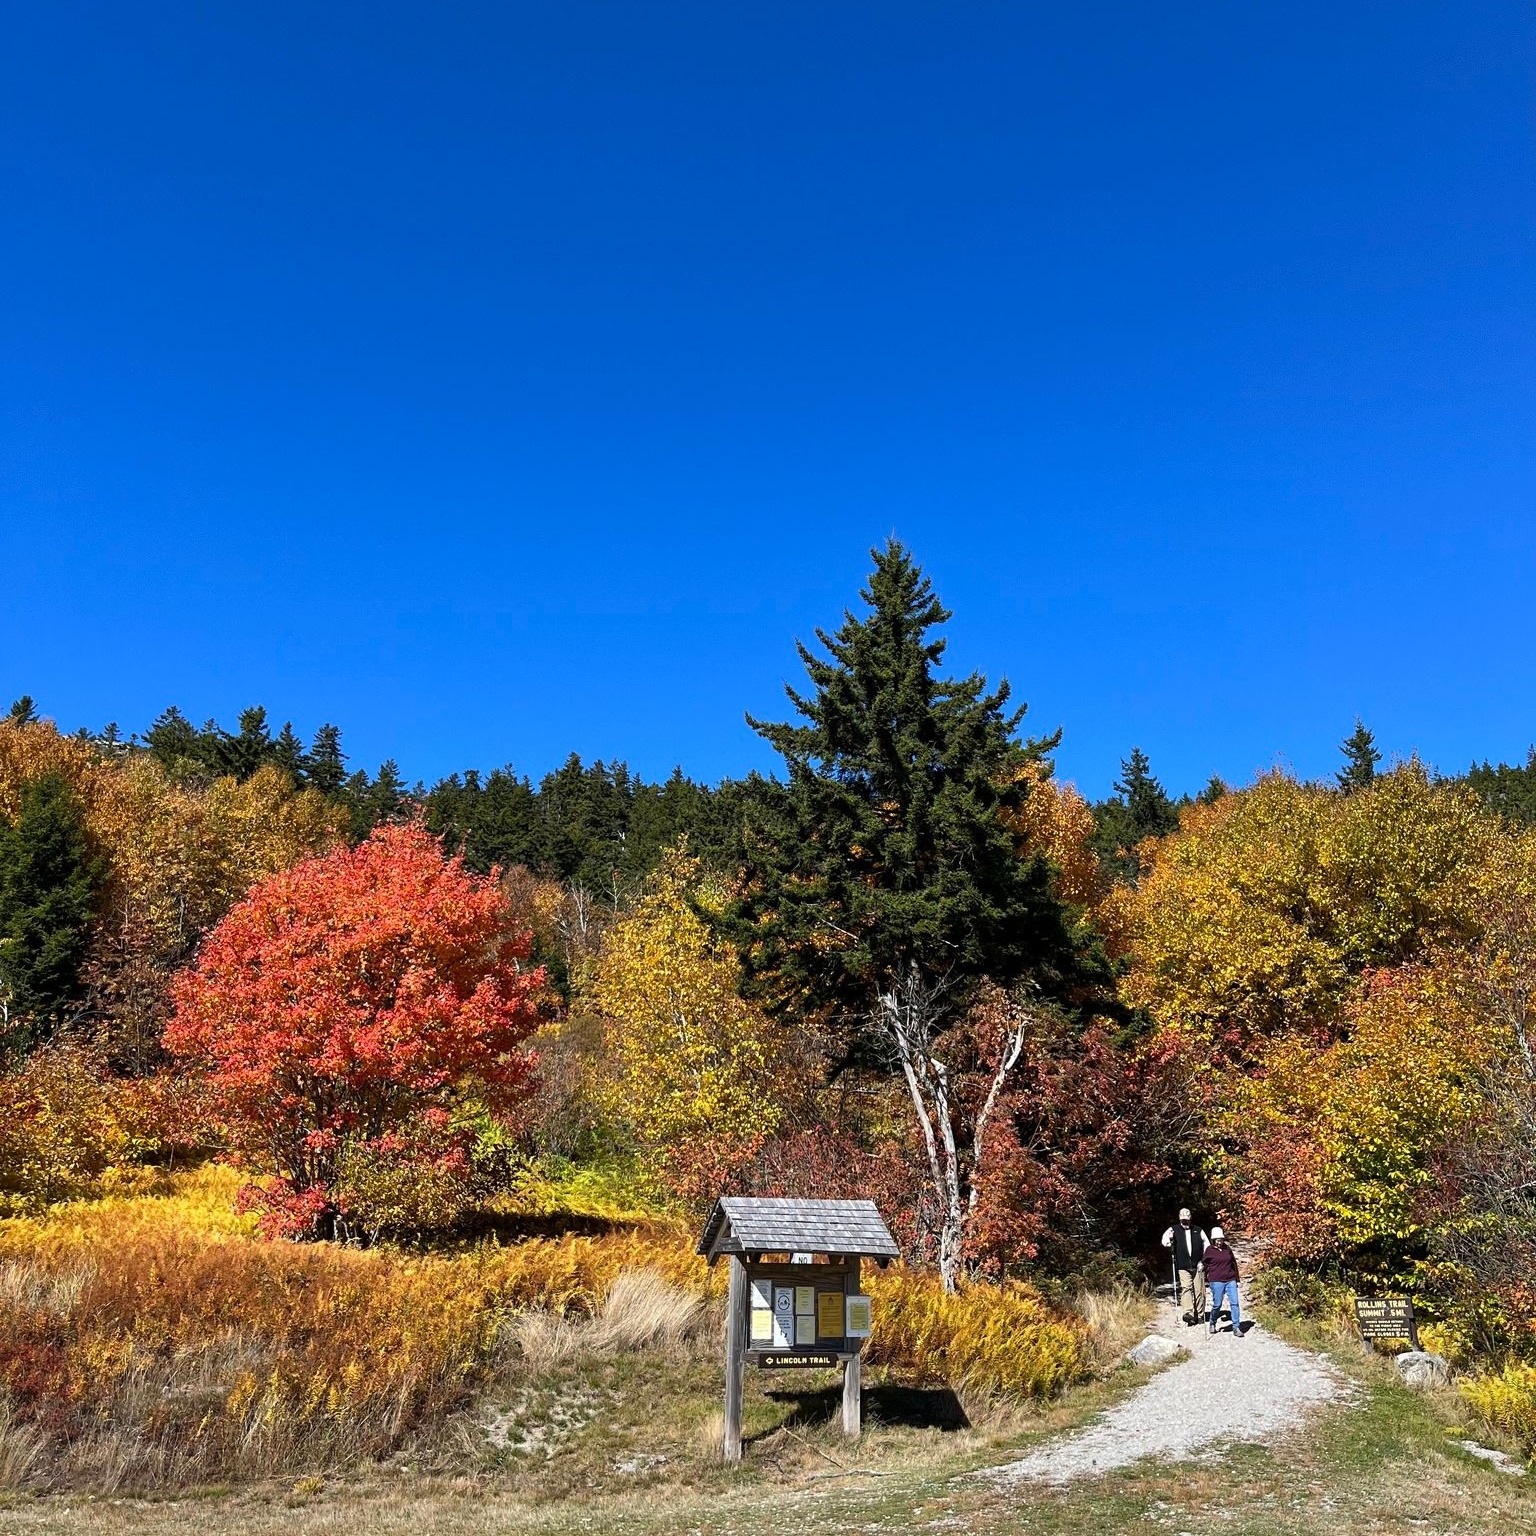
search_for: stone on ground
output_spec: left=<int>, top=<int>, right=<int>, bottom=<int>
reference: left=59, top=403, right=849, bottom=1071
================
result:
left=1394, top=1351, right=1452, bottom=1390
left=1126, top=1334, right=1184, bottom=1367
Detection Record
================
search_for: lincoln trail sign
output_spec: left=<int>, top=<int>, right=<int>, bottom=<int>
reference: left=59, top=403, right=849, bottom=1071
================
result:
left=697, top=1196, right=898, bottom=1464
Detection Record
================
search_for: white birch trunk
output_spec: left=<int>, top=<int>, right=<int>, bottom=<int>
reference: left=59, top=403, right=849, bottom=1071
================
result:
left=877, top=966, right=1032, bottom=1292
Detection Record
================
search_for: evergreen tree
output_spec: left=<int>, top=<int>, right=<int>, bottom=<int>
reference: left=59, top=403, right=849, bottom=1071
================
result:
left=622, top=767, right=715, bottom=884
left=538, top=755, right=634, bottom=896
left=427, top=767, right=547, bottom=874
left=6, top=696, right=39, bottom=725
left=0, top=773, right=100, bottom=1051
left=1337, top=718, right=1381, bottom=793
left=1197, top=774, right=1228, bottom=806
left=725, top=540, right=1100, bottom=1060
left=1118, top=747, right=1179, bottom=840
left=226, top=706, right=274, bottom=781
left=271, top=722, right=309, bottom=783
left=366, top=759, right=409, bottom=830
left=334, top=759, right=408, bottom=841
left=308, top=725, right=347, bottom=797
left=1460, top=748, right=1536, bottom=828
left=196, top=718, right=234, bottom=777
left=145, top=706, right=200, bottom=771
left=1091, top=747, right=1179, bottom=881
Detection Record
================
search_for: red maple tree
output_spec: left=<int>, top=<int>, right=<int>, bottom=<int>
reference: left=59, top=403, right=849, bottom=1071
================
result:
left=166, top=822, right=544, bottom=1237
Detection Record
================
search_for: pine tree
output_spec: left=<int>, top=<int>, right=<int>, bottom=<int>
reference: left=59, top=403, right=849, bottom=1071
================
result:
left=367, top=760, right=409, bottom=828
left=538, top=756, right=633, bottom=895
left=725, top=541, right=1105, bottom=1288
left=1337, top=719, right=1381, bottom=793
left=1462, top=748, right=1536, bottom=827
left=727, top=539, right=1096, bottom=1048
left=1091, top=747, right=1179, bottom=881
left=7, top=696, right=39, bottom=725
left=1197, top=774, right=1228, bottom=806
left=0, top=773, right=100, bottom=1051
left=1117, top=748, right=1179, bottom=841
left=426, top=767, right=547, bottom=874
left=308, top=725, right=347, bottom=797
left=271, top=722, right=309, bottom=784
left=145, top=706, right=199, bottom=771
left=226, top=706, right=274, bottom=781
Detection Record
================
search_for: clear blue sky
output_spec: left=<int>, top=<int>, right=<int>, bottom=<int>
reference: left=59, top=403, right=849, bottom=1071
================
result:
left=4, top=3, right=1532, bottom=798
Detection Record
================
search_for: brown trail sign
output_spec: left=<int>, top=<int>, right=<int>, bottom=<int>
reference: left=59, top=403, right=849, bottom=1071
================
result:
left=697, top=1196, right=899, bottom=1465
left=1354, top=1296, right=1422, bottom=1350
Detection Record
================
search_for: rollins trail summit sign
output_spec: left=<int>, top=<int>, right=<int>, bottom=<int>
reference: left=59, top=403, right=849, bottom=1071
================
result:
left=697, top=1196, right=898, bottom=1464
left=1354, top=1296, right=1422, bottom=1349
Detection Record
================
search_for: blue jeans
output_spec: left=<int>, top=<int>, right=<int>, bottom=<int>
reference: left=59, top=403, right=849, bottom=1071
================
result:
left=1208, top=1280, right=1242, bottom=1332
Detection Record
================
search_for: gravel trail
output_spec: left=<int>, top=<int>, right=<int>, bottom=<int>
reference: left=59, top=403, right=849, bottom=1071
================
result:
left=990, top=1303, right=1348, bottom=1487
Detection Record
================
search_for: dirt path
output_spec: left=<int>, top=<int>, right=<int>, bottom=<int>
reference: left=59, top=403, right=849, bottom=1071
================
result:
left=990, top=1298, right=1349, bottom=1486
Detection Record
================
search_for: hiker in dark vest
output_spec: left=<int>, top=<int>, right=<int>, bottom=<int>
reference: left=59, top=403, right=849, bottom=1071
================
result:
left=1203, top=1226, right=1244, bottom=1338
left=1160, top=1207, right=1208, bottom=1325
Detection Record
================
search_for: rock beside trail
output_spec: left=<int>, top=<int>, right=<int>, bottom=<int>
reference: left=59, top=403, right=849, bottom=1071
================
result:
left=1394, top=1351, right=1452, bottom=1390
left=1458, top=1439, right=1527, bottom=1476
left=1126, top=1334, right=1185, bottom=1367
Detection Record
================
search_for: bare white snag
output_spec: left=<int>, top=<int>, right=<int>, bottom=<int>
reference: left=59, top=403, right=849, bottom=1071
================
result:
left=876, top=965, right=1034, bottom=1292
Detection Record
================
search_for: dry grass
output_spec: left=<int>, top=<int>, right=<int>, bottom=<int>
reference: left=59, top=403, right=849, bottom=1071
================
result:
left=508, top=1269, right=713, bottom=1367
left=1071, top=1281, right=1153, bottom=1367
left=590, top=1269, right=711, bottom=1353
left=0, top=1402, right=46, bottom=1491
left=0, top=1168, right=1097, bottom=1495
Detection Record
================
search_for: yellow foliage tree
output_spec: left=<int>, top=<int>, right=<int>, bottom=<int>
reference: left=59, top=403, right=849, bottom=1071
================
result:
left=1121, top=766, right=1496, bottom=1046
left=1001, top=760, right=1103, bottom=911
left=1229, top=961, right=1495, bottom=1274
left=584, top=846, right=787, bottom=1200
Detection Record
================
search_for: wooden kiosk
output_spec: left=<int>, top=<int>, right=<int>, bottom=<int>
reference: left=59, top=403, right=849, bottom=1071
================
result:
left=697, top=1196, right=899, bottom=1464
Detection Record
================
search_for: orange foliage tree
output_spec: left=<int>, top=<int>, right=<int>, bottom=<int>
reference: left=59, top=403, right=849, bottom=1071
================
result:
left=166, top=823, right=544, bottom=1238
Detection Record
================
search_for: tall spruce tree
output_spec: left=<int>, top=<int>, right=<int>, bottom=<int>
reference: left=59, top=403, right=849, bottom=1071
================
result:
left=728, top=539, right=1096, bottom=1048
left=271, top=722, right=309, bottom=783
left=1091, top=747, right=1179, bottom=881
left=225, top=706, right=274, bottom=781
left=308, top=725, right=347, bottom=797
left=7, top=696, right=39, bottom=725
left=0, top=773, right=100, bottom=1051
left=145, top=706, right=199, bottom=771
left=1337, top=718, right=1381, bottom=793
left=725, top=541, right=1104, bottom=1287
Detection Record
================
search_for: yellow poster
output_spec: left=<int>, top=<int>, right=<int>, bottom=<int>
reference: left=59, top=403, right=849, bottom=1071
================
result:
left=816, top=1290, right=844, bottom=1338
left=750, top=1308, right=773, bottom=1343
left=845, top=1294, right=872, bottom=1338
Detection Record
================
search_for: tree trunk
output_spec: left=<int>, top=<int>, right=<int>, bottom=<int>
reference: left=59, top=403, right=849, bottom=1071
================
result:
left=877, top=967, right=1031, bottom=1293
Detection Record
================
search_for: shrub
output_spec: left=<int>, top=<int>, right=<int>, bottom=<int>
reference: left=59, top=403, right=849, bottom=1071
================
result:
left=863, top=1267, right=1088, bottom=1400
left=1249, top=1264, right=1347, bottom=1321
left=0, top=1044, right=166, bottom=1214
left=1463, top=1362, right=1536, bottom=1462
left=0, top=1167, right=1090, bottom=1491
left=333, top=1122, right=477, bottom=1244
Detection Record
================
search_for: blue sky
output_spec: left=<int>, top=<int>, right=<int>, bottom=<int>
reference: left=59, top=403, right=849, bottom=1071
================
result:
left=3, top=3, right=1532, bottom=798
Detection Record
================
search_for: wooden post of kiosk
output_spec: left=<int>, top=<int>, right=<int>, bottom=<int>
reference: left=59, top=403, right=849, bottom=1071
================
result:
left=723, top=1254, right=747, bottom=1465
left=842, top=1256, right=862, bottom=1437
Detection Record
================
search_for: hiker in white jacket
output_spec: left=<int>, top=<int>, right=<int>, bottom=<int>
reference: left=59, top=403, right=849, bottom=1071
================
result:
left=1161, top=1208, right=1209, bottom=1325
